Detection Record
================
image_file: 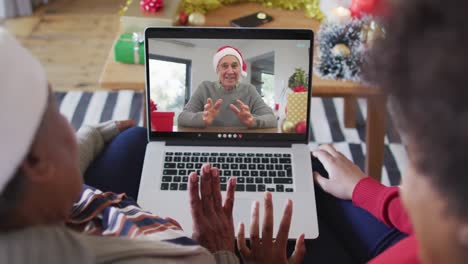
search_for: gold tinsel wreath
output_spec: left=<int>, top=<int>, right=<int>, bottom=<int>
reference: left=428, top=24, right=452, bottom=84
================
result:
left=180, top=0, right=324, bottom=21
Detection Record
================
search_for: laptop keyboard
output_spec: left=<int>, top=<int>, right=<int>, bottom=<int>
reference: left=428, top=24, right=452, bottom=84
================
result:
left=160, top=152, right=294, bottom=192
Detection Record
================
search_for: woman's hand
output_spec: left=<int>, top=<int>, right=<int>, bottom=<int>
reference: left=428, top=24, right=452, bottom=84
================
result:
left=230, top=99, right=255, bottom=127
left=312, top=144, right=367, bottom=200
left=115, top=119, right=136, bottom=132
left=203, top=98, right=223, bottom=126
left=189, top=163, right=237, bottom=253
left=237, top=192, right=306, bottom=264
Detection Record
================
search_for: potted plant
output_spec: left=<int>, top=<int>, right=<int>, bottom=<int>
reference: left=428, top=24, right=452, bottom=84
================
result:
left=288, top=68, right=308, bottom=92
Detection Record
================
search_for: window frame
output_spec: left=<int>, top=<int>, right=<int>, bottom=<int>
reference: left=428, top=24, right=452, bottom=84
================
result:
left=148, top=53, right=192, bottom=104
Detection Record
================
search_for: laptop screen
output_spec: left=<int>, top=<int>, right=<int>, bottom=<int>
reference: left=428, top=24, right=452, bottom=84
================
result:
left=145, top=28, right=313, bottom=145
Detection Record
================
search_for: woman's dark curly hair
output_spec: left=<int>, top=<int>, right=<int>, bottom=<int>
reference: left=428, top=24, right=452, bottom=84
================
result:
left=366, top=0, right=468, bottom=219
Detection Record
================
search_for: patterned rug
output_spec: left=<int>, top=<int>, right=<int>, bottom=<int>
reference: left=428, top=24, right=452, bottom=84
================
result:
left=55, top=91, right=407, bottom=186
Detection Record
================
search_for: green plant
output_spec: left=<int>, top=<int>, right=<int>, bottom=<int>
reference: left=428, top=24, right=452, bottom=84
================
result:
left=288, top=68, right=308, bottom=89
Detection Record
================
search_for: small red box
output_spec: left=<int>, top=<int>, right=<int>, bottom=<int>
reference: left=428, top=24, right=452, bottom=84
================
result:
left=150, top=111, right=175, bottom=132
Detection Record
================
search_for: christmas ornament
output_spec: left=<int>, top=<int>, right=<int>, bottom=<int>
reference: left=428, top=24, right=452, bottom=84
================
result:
left=350, top=0, right=388, bottom=17
left=331, top=43, right=351, bottom=57
left=319, top=0, right=352, bottom=19
left=350, top=0, right=375, bottom=17
left=329, top=6, right=351, bottom=24
left=188, top=12, right=206, bottom=26
left=179, top=11, right=188, bottom=25
left=281, top=120, right=295, bottom=133
left=140, top=0, right=164, bottom=13
left=295, top=121, right=307, bottom=134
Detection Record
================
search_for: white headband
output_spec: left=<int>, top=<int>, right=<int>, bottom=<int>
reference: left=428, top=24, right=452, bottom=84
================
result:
left=0, top=28, right=48, bottom=193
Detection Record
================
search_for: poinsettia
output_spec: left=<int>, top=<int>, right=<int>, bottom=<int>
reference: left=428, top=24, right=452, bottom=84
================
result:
left=149, top=99, right=157, bottom=112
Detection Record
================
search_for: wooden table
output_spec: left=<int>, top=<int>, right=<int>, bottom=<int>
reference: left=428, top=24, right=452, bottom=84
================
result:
left=99, top=3, right=386, bottom=181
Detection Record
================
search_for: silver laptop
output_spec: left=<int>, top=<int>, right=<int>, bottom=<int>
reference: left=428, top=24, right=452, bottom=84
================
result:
left=138, top=27, right=318, bottom=239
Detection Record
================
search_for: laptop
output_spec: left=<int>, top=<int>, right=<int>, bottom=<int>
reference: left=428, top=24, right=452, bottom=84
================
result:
left=138, top=27, right=318, bottom=239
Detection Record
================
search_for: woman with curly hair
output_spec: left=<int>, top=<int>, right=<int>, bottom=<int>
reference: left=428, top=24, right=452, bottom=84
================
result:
left=306, top=0, right=468, bottom=263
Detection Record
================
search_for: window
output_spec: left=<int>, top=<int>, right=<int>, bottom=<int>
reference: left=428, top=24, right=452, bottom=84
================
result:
left=261, top=72, right=275, bottom=108
left=148, top=54, right=191, bottom=122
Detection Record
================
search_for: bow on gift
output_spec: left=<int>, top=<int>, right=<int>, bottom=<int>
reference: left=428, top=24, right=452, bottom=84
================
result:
left=132, top=32, right=144, bottom=65
left=293, top=86, right=307, bottom=93
left=150, top=99, right=157, bottom=112
left=140, top=0, right=164, bottom=13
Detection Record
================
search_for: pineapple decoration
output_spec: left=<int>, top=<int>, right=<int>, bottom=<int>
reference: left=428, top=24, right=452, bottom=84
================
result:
left=282, top=68, right=309, bottom=133
left=288, top=68, right=308, bottom=92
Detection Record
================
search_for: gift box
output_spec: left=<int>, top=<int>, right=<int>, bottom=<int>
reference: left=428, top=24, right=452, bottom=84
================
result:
left=120, top=0, right=181, bottom=33
left=114, top=32, right=144, bottom=65
left=151, top=111, right=175, bottom=132
left=286, top=92, right=308, bottom=124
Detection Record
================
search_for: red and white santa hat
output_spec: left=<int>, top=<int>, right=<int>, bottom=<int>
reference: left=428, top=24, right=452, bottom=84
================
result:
left=213, top=46, right=248, bottom=77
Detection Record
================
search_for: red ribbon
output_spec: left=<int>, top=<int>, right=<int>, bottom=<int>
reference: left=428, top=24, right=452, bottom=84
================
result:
left=293, top=86, right=307, bottom=93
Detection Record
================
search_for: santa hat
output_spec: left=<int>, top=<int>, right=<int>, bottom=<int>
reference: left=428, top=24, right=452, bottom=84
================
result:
left=213, top=46, right=248, bottom=77
left=0, top=28, right=48, bottom=193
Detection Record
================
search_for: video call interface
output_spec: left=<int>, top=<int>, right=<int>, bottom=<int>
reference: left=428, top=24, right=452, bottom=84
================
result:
left=147, top=37, right=311, bottom=138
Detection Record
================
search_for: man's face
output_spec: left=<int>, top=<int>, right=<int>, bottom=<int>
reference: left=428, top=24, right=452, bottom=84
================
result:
left=400, top=152, right=463, bottom=264
left=217, top=55, right=241, bottom=90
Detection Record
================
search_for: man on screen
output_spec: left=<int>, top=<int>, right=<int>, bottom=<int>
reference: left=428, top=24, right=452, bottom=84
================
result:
left=178, top=46, right=277, bottom=129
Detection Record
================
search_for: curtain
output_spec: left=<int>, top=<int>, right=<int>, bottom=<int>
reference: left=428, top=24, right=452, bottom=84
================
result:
left=0, top=0, right=48, bottom=18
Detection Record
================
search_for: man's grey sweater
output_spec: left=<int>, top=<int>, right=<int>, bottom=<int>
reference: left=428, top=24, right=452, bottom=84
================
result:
left=178, top=81, right=277, bottom=128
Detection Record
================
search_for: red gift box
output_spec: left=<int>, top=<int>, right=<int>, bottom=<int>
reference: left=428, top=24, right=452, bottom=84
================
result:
left=151, top=111, right=175, bottom=132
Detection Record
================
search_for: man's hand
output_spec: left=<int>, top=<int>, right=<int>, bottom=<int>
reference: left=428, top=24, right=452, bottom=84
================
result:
left=115, top=119, right=136, bottom=132
left=230, top=99, right=255, bottom=128
left=203, top=98, right=223, bottom=126
left=189, top=164, right=236, bottom=253
left=312, top=144, right=367, bottom=200
left=237, top=192, right=306, bottom=264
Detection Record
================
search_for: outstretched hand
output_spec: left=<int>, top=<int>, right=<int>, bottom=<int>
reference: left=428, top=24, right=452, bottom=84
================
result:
left=203, top=98, right=223, bottom=126
left=312, top=144, right=367, bottom=200
left=230, top=99, right=255, bottom=128
left=189, top=164, right=237, bottom=253
left=237, top=192, right=306, bottom=264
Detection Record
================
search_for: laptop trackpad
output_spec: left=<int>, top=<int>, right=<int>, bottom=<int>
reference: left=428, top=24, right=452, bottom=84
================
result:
left=232, top=197, right=288, bottom=238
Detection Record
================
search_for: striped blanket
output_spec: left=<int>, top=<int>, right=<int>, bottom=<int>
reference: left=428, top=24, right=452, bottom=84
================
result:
left=55, top=91, right=407, bottom=186
left=66, top=185, right=196, bottom=245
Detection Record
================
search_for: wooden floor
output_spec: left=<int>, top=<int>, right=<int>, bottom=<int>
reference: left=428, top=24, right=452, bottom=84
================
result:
left=2, top=0, right=127, bottom=91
